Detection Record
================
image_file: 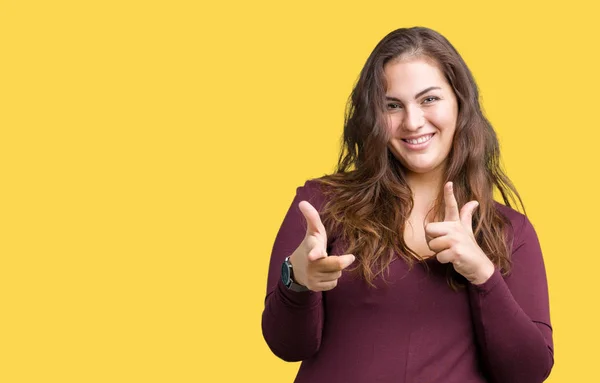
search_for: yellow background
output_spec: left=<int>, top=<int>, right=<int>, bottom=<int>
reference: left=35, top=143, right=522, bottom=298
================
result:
left=1, top=0, right=597, bottom=381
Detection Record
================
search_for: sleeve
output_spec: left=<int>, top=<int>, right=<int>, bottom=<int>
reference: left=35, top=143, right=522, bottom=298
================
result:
left=468, top=214, right=554, bottom=383
left=261, top=180, right=326, bottom=362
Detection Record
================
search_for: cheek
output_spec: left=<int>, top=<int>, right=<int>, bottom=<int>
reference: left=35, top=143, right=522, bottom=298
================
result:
left=386, top=114, right=399, bottom=129
left=428, top=107, right=456, bottom=132
left=385, top=115, right=401, bottom=137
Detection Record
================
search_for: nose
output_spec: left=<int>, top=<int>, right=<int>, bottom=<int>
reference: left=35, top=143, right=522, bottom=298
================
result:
left=402, top=104, right=425, bottom=131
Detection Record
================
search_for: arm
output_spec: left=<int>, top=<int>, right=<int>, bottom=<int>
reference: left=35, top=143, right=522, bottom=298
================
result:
left=261, top=180, right=325, bottom=362
left=468, top=214, right=554, bottom=382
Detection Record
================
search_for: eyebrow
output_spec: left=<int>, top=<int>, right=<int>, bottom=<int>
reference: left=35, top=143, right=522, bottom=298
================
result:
left=385, top=86, right=442, bottom=101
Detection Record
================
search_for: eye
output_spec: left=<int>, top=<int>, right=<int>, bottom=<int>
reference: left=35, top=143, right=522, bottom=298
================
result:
left=423, top=96, right=440, bottom=104
left=387, top=102, right=403, bottom=110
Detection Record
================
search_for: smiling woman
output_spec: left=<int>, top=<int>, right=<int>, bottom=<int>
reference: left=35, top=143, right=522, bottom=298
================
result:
left=261, top=26, right=553, bottom=383
left=385, top=59, right=458, bottom=178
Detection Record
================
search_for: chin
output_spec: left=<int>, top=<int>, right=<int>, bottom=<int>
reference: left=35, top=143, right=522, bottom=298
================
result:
left=407, top=166, right=436, bottom=174
left=401, top=160, right=443, bottom=175
left=390, top=151, right=444, bottom=174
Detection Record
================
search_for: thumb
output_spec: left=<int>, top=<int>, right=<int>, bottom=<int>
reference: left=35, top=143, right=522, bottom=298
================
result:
left=306, top=241, right=328, bottom=262
left=337, top=254, right=356, bottom=269
left=460, top=201, right=479, bottom=233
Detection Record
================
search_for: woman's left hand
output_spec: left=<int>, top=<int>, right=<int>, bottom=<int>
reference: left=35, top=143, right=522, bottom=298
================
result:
left=424, top=182, right=495, bottom=285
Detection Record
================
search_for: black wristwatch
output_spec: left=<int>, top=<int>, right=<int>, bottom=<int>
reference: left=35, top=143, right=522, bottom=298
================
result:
left=281, top=256, right=309, bottom=292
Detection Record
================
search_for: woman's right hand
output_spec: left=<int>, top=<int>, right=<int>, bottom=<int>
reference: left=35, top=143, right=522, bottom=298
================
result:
left=289, top=200, right=356, bottom=292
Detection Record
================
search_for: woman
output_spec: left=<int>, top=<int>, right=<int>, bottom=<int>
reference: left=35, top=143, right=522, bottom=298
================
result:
left=261, top=26, right=554, bottom=383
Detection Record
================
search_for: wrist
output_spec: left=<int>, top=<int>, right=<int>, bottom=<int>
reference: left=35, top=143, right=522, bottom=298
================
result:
left=281, top=255, right=309, bottom=292
left=471, top=262, right=495, bottom=285
left=290, top=252, right=307, bottom=285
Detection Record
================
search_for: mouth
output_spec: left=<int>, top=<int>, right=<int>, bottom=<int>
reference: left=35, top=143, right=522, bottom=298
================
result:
left=401, top=133, right=435, bottom=150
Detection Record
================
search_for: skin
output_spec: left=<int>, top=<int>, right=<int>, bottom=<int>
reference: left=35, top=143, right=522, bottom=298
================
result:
left=289, top=201, right=355, bottom=292
left=384, top=56, right=458, bottom=189
left=290, top=57, right=494, bottom=291
left=425, top=182, right=495, bottom=285
left=385, top=57, right=494, bottom=285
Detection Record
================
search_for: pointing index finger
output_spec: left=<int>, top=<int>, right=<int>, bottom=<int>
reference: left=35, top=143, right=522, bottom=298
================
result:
left=443, top=182, right=460, bottom=222
left=299, top=200, right=327, bottom=237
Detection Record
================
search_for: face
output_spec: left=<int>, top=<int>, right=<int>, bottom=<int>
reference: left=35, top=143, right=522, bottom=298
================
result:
left=384, top=57, right=458, bottom=177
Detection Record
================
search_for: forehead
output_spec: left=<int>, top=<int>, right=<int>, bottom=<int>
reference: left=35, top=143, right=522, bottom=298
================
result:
left=384, top=58, right=448, bottom=92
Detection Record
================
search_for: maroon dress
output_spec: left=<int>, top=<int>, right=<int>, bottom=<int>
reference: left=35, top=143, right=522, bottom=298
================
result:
left=262, top=179, right=554, bottom=383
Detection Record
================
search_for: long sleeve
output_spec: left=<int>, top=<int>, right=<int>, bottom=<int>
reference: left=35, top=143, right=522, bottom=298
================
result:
left=468, top=212, right=554, bottom=383
left=261, top=180, right=326, bottom=362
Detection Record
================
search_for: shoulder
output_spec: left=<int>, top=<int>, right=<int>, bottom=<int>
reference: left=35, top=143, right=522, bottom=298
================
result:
left=300, top=177, right=327, bottom=192
left=493, top=201, right=526, bottom=227
left=492, top=201, right=537, bottom=249
left=296, top=177, right=331, bottom=212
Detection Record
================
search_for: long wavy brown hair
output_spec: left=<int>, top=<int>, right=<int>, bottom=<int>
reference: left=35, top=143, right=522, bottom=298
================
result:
left=315, top=26, right=525, bottom=288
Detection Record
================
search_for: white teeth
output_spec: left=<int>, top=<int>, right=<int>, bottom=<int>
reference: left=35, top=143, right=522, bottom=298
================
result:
left=406, top=134, right=433, bottom=145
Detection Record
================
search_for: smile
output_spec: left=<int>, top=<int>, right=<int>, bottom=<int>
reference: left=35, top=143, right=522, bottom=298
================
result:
left=401, top=133, right=434, bottom=145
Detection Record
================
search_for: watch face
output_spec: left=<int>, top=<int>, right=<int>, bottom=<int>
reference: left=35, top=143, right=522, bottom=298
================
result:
left=281, top=260, right=291, bottom=286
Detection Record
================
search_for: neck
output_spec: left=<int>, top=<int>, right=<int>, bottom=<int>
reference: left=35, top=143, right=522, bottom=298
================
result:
left=405, top=166, right=446, bottom=218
